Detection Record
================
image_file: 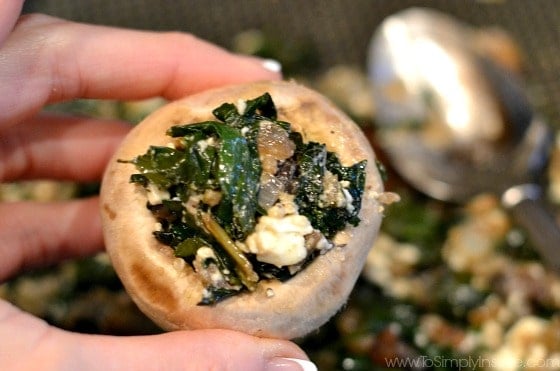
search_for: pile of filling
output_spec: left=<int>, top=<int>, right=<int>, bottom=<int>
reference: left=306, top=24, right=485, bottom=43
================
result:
left=125, top=93, right=366, bottom=304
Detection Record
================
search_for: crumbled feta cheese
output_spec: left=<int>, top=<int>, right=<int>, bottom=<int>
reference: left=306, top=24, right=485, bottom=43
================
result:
left=316, top=236, right=332, bottom=250
left=197, top=139, right=208, bottom=151
left=184, top=194, right=202, bottom=215
left=235, top=98, right=247, bottom=114
left=305, top=230, right=332, bottom=251
left=244, top=213, right=313, bottom=267
left=196, top=137, right=216, bottom=151
left=146, top=183, right=170, bottom=204
left=196, top=246, right=215, bottom=260
left=267, top=192, right=298, bottom=218
left=342, top=188, right=355, bottom=213
left=193, top=247, right=226, bottom=287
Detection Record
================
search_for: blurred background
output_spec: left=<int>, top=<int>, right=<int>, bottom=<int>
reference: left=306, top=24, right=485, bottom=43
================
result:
left=2, top=1, right=560, bottom=370
left=21, top=0, right=560, bottom=123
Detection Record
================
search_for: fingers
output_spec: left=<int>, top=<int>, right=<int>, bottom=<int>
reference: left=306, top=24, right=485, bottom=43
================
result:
left=75, top=329, right=312, bottom=371
left=0, top=198, right=103, bottom=282
left=0, top=300, right=314, bottom=371
left=0, top=13, right=281, bottom=129
left=0, top=0, right=23, bottom=45
left=0, top=112, right=129, bottom=282
left=0, top=113, right=131, bottom=182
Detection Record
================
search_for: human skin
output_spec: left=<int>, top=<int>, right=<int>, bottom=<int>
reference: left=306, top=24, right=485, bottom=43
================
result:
left=0, top=2, right=314, bottom=370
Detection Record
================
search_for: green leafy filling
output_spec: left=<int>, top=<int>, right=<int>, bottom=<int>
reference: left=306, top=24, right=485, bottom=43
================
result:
left=124, top=93, right=366, bottom=304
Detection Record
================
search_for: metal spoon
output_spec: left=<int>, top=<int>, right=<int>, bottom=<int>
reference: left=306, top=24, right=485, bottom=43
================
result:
left=367, top=7, right=560, bottom=271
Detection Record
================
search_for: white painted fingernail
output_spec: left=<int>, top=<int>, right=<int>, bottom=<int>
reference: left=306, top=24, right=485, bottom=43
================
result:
left=262, top=58, right=282, bottom=73
left=266, top=357, right=318, bottom=371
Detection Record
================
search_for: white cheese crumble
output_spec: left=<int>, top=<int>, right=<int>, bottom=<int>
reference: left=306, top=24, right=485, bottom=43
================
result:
left=268, top=192, right=299, bottom=217
left=244, top=213, right=313, bottom=267
left=235, top=98, right=247, bottom=114
left=196, top=139, right=209, bottom=152
left=342, top=188, right=355, bottom=213
left=146, top=183, right=170, bottom=204
left=196, top=246, right=216, bottom=260
left=314, top=233, right=332, bottom=251
left=196, top=136, right=216, bottom=152
left=193, top=247, right=227, bottom=287
left=184, top=194, right=202, bottom=215
left=241, top=192, right=333, bottom=267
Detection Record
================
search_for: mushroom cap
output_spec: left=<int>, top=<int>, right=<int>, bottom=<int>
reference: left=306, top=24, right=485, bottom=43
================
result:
left=100, top=80, right=383, bottom=339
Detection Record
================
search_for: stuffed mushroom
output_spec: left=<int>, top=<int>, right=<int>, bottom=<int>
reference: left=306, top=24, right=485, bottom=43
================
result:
left=100, top=80, right=385, bottom=339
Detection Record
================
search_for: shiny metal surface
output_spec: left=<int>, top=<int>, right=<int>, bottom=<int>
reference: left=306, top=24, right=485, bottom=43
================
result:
left=368, top=7, right=551, bottom=202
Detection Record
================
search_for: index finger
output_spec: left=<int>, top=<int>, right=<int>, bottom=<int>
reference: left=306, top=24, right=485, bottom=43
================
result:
left=0, top=0, right=23, bottom=44
left=0, top=14, right=281, bottom=129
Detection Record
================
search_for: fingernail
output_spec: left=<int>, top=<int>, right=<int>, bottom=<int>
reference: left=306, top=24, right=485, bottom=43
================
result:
left=261, top=58, right=282, bottom=73
left=266, top=357, right=318, bottom=371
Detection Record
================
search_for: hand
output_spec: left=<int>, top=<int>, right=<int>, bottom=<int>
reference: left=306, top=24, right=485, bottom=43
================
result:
left=0, top=3, right=314, bottom=370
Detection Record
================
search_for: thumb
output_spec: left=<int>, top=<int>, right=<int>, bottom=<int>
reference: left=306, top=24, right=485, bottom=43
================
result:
left=0, top=300, right=316, bottom=371
left=76, top=329, right=316, bottom=371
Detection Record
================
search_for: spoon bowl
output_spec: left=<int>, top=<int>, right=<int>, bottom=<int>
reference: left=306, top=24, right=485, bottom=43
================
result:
left=368, top=7, right=560, bottom=270
left=368, top=7, right=550, bottom=201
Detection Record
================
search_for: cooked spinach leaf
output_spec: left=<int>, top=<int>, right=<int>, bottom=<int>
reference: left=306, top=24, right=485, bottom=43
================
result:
left=294, top=141, right=366, bottom=238
left=168, top=122, right=261, bottom=239
left=199, top=287, right=239, bottom=305
left=174, top=237, right=210, bottom=259
left=327, top=153, right=367, bottom=224
left=126, top=146, right=185, bottom=188
left=213, top=92, right=277, bottom=126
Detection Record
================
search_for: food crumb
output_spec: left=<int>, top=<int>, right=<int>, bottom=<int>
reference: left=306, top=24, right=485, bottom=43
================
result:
left=266, top=288, right=275, bottom=298
left=375, top=191, right=401, bottom=205
left=371, top=191, right=400, bottom=214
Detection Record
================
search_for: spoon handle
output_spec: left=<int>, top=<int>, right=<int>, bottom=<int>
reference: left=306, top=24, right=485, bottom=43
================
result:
left=504, top=186, right=560, bottom=273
